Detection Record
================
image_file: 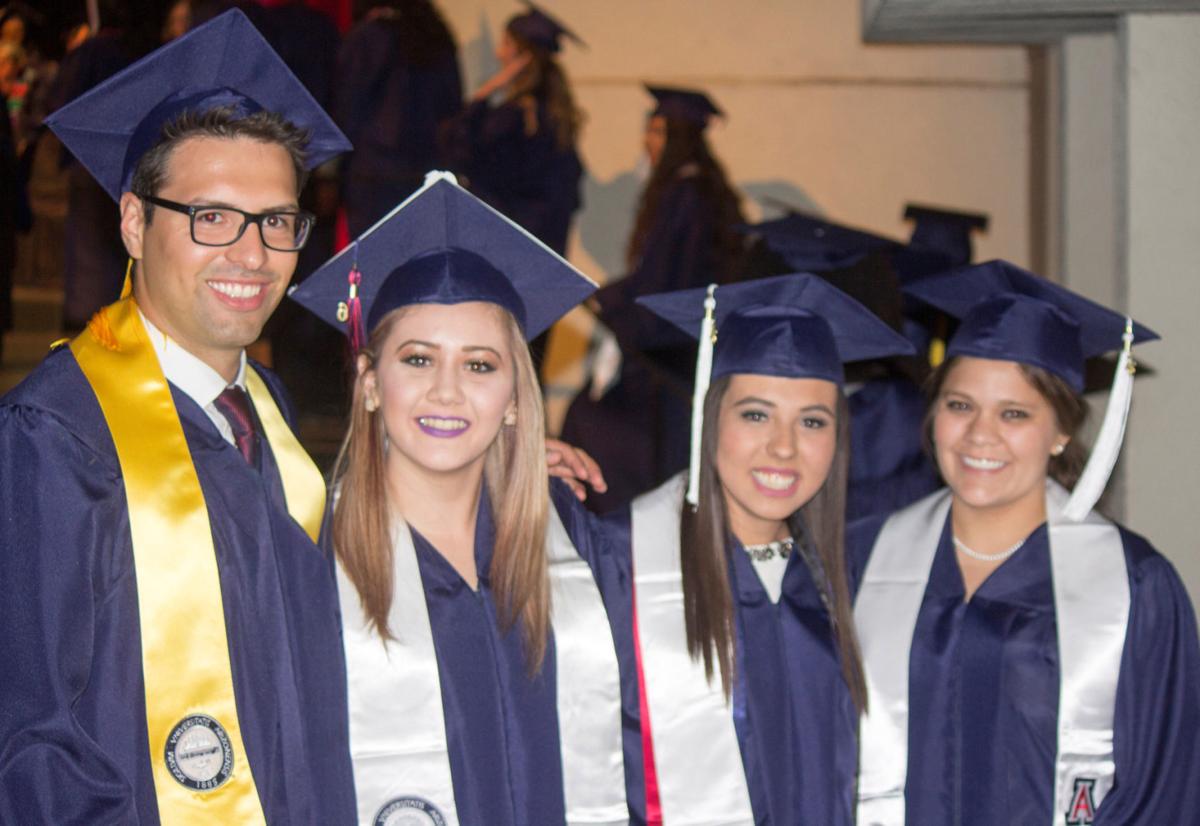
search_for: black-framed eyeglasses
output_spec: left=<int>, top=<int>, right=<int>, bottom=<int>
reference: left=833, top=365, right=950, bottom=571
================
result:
left=141, top=195, right=316, bottom=252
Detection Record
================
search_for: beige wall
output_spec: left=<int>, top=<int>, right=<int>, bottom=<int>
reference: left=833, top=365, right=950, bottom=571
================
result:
left=439, top=0, right=1033, bottom=420
left=1120, top=14, right=1200, bottom=598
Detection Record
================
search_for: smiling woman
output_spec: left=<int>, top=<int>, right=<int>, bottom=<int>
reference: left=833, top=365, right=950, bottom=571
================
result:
left=289, top=174, right=632, bottom=826
left=850, top=259, right=1200, bottom=826
left=348, top=300, right=531, bottom=598
left=581, top=273, right=914, bottom=825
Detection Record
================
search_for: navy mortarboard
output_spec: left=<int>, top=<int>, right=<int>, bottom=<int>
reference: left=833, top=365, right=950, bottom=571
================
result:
left=638, top=273, right=914, bottom=384
left=508, top=2, right=585, bottom=53
left=45, top=8, right=350, bottom=202
left=637, top=273, right=915, bottom=505
left=646, top=84, right=724, bottom=128
left=903, top=259, right=1156, bottom=392
left=904, top=258, right=1158, bottom=519
left=903, top=203, right=989, bottom=268
left=290, top=171, right=596, bottom=348
left=742, top=208, right=953, bottom=282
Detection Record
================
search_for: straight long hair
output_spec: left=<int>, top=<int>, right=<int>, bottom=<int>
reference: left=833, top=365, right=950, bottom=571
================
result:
left=331, top=304, right=552, bottom=670
left=679, top=376, right=868, bottom=712
left=627, top=115, right=744, bottom=272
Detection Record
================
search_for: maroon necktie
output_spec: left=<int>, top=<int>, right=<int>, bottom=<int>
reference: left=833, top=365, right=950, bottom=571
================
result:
left=213, top=385, right=259, bottom=466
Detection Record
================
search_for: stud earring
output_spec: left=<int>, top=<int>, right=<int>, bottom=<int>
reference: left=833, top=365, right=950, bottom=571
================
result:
left=1051, top=443, right=1065, bottom=456
left=503, top=410, right=517, bottom=426
left=365, top=396, right=379, bottom=413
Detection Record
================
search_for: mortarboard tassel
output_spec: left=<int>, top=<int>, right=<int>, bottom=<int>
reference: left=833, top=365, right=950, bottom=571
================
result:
left=686, top=284, right=719, bottom=509
left=1063, top=318, right=1136, bottom=521
left=347, top=245, right=365, bottom=355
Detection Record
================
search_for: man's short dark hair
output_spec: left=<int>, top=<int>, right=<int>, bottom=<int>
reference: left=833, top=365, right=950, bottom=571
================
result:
left=130, top=105, right=311, bottom=222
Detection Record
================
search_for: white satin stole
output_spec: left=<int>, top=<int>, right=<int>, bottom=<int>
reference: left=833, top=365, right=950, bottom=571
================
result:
left=338, top=506, right=628, bottom=825
left=854, top=482, right=1130, bottom=826
left=630, top=473, right=756, bottom=825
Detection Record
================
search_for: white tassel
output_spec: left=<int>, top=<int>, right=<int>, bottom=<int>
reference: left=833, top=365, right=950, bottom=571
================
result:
left=686, top=284, right=719, bottom=508
left=1063, top=318, right=1136, bottom=521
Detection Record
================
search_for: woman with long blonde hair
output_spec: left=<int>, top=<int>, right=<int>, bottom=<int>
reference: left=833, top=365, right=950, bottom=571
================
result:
left=291, top=175, right=629, bottom=826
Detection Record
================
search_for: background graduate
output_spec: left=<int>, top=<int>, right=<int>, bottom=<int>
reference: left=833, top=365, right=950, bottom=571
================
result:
left=334, top=0, right=462, bottom=238
left=851, top=260, right=1200, bottom=825
left=562, top=85, right=746, bottom=511
left=587, top=274, right=914, bottom=824
left=291, top=173, right=628, bottom=826
left=441, top=2, right=583, bottom=258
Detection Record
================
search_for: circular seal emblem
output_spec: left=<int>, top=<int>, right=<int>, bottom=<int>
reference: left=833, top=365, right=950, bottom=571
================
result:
left=164, top=714, right=234, bottom=791
left=373, top=796, right=447, bottom=826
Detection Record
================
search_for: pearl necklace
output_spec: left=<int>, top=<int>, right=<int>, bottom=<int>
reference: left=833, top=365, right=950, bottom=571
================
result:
left=952, top=534, right=1026, bottom=562
left=742, top=536, right=795, bottom=562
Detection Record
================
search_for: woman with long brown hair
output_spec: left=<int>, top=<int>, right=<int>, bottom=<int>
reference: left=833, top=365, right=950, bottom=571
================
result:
left=291, top=174, right=629, bottom=826
left=562, top=85, right=746, bottom=511
left=851, top=260, right=1200, bottom=825
left=587, top=274, right=914, bottom=825
left=441, top=3, right=583, bottom=258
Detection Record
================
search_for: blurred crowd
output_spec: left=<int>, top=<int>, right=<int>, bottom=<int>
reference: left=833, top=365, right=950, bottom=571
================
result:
left=1, top=0, right=986, bottom=512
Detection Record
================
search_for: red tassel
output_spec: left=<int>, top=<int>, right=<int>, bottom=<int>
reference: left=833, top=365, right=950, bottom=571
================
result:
left=347, top=264, right=365, bottom=355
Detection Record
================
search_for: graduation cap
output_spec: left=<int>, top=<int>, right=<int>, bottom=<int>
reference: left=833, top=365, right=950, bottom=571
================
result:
left=904, top=203, right=989, bottom=267
left=44, top=8, right=350, bottom=202
left=646, top=84, right=723, bottom=128
left=636, top=273, right=915, bottom=505
left=741, top=209, right=954, bottom=283
left=289, top=171, right=596, bottom=349
left=903, top=259, right=1159, bottom=520
left=904, top=260, right=1156, bottom=391
left=508, top=2, right=584, bottom=53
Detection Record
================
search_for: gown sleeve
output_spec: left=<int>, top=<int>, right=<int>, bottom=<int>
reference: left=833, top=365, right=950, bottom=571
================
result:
left=592, top=179, right=713, bottom=353
left=0, top=404, right=142, bottom=823
left=1093, top=532, right=1200, bottom=824
left=440, top=99, right=525, bottom=192
left=331, top=24, right=392, bottom=143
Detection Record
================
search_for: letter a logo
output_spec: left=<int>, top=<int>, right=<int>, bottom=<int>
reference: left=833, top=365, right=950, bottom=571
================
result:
left=1065, top=777, right=1097, bottom=825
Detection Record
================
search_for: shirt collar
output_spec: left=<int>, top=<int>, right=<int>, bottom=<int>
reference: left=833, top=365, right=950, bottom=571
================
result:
left=139, top=308, right=247, bottom=409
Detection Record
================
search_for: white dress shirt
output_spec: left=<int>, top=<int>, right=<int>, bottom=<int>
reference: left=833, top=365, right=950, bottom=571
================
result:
left=139, top=309, right=247, bottom=448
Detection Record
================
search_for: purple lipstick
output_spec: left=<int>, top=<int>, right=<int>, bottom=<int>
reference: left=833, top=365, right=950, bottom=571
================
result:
left=416, top=416, right=471, bottom=438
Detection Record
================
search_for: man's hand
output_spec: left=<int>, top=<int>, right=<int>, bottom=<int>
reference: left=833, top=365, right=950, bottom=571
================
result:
left=545, top=438, right=607, bottom=502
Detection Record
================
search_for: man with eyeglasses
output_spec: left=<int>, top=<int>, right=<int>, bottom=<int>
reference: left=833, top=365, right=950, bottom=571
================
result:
left=0, top=12, right=358, bottom=823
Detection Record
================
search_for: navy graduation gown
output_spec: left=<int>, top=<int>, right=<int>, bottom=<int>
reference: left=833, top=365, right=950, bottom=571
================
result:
left=405, top=480, right=627, bottom=825
left=48, top=32, right=136, bottom=328
left=561, top=176, right=725, bottom=512
left=334, top=17, right=462, bottom=237
left=848, top=511, right=1200, bottom=825
left=846, top=376, right=940, bottom=523
left=0, top=347, right=355, bottom=824
left=595, top=506, right=858, bottom=825
left=591, top=175, right=727, bottom=329
left=441, top=98, right=583, bottom=256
